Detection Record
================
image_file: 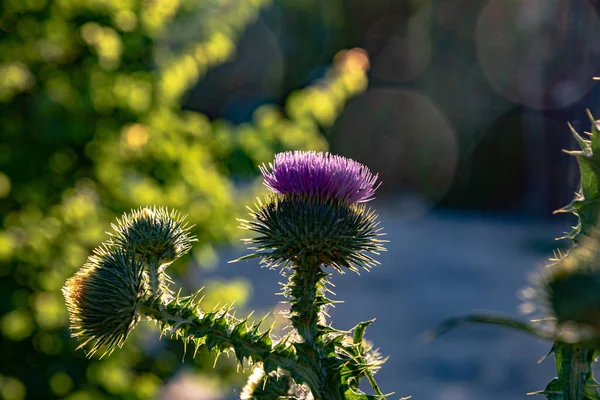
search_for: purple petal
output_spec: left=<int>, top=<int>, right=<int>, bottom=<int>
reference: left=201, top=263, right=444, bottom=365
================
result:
left=260, top=151, right=380, bottom=203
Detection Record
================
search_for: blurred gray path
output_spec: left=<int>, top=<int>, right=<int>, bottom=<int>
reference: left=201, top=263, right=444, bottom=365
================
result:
left=202, top=204, right=574, bottom=399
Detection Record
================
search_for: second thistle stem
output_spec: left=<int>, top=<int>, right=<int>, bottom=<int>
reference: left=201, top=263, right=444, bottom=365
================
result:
left=547, top=343, right=600, bottom=400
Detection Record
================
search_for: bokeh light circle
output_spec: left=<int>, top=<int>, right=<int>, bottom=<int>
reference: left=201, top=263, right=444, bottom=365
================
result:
left=434, top=0, right=482, bottom=39
left=366, top=5, right=432, bottom=83
left=476, top=0, right=600, bottom=109
left=332, top=88, right=458, bottom=205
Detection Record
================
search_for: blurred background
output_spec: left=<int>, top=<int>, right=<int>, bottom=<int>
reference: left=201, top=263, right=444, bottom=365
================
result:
left=1, top=0, right=600, bottom=399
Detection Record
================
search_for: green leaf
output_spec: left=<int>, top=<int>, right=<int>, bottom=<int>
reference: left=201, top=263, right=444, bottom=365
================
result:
left=425, top=314, right=553, bottom=342
left=353, top=318, right=376, bottom=344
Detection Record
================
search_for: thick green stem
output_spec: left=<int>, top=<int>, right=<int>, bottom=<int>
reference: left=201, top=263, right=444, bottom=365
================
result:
left=144, top=255, right=173, bottom=302
left=288, top=263, right=341, bottom=400
left=535, top=342, right=600, bottom=400
left=557, top=344, right=600, bottom=400
left=146, top=257, right=161, bottom=297
left=137, top=298, right=320, bottom=392
left=289, top=265, right=326, bottom=345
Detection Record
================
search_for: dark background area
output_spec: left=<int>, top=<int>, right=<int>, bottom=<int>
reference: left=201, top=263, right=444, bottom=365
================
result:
left=187, top=0, right=600, bottom=216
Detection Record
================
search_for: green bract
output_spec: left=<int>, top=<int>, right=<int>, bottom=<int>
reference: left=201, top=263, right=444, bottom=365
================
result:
left=240, top=193, right=386, bottom=273
left=62, top=247, right=146, bottom=357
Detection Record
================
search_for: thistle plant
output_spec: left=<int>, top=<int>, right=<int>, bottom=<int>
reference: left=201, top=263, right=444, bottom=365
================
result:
left=63, top=152, right=399, bottom=399
left=430, top=112, right=600, bottom=400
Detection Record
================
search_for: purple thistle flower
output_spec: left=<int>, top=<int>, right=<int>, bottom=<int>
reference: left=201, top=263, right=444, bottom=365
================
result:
left=259, top=151, right=380, bottom=204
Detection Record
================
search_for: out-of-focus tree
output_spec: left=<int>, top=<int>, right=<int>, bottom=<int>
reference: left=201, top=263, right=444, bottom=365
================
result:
left=0, top=0, right=369, bottom=398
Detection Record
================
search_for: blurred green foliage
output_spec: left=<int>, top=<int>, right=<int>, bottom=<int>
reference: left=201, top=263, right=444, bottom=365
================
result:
left=0, top=0, right=368, bottom=398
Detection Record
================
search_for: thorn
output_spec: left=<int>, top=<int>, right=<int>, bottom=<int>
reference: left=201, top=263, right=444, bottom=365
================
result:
left=587, top=108, right=595, bottom=122
left=561, top=149, right=583, bottom=156
left=567, top=122, right=589, bottom=150
left=553, top=206, right=574, bottom=214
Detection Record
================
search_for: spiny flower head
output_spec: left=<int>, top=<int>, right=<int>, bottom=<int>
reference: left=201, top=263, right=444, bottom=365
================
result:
left=109, top=206, right=195, bottom=264
left=240, top=152, right=385, bottom=273
left=62, top=246, right=147, bottom=357
left=260, top=151, right=379, bottom=204
left=240, top=194, right=385, bottom=273
left=522, top=232, right=600, bottom=343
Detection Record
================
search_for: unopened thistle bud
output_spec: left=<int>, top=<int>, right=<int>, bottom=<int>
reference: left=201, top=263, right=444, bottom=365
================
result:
left=523, top=232, right=600, bottom=343
left=109, top=206, right=194, bottom=264
left=62, top=247, right=147, bottom=357
left=241, top=151, right=385, bottom=273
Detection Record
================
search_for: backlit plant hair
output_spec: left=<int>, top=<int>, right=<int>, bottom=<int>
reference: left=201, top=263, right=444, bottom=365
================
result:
left=429, top=112, right=600, bottom=399
left=63, top=153, right=402, bottom=399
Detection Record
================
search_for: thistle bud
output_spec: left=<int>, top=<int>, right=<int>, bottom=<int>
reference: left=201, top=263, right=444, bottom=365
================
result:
left=526, top=233, right=600, bottom=342
left=109, top=206, right=195, bottom=264
left=62, top=247, right=146, bottom=357
left=241, top=151, right=385, bottom=273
